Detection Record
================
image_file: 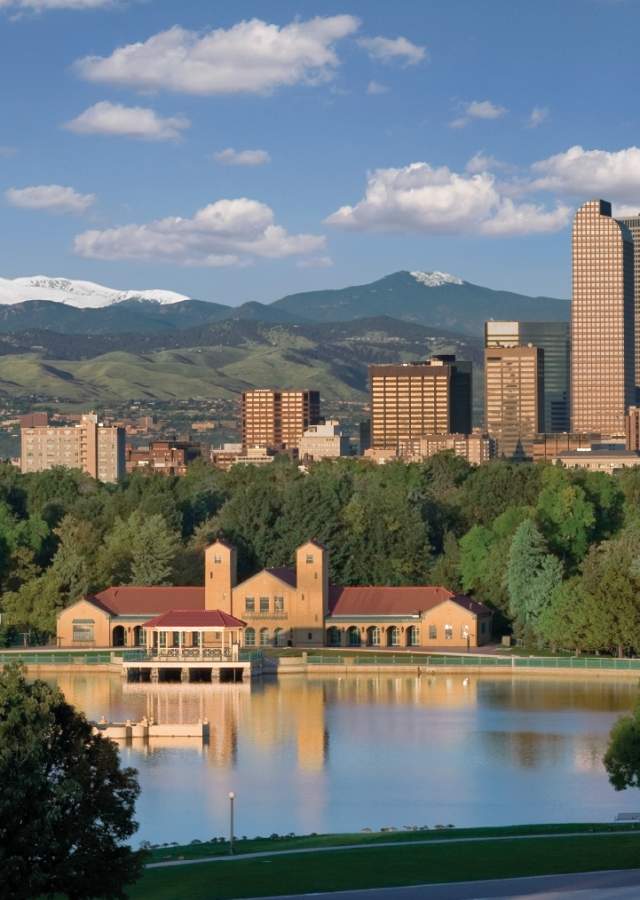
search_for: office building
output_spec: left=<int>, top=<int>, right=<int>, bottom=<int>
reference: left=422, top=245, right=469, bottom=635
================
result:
left=241, top=389, right=320, bottom=450
left=571, top=199, right=635, bottom=435
left=532, top=432, right=602, bottom=464
left=486, top=321, right=570, bottom=433
left=553, top=449, right=640, bottom=476
left=401, top=432, right=495, bottom=465
left=125, top=440, right=202, bottom=477
left=616, top=213, right=640, bottom=398
left=484, top=346, right=543, bottom=460
left=369, top=356, right=472, bottom=451
left=21, top=413, right=125, bottom=483
left=299, top=420, right=350, bottom=461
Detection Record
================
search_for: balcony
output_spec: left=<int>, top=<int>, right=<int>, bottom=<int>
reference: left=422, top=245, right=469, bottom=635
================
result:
left=244, top=611, right=288, bottom=620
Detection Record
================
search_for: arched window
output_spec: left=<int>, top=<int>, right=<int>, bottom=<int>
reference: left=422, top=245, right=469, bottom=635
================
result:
left=347, top=626, right=361, bottom=647
left=274, top=627, right=284, bottom=647
left=326, top=626, right=341, bottom=646
left=112, top=625, right=126, bottom=647
left=387, top=626, right=400, bottom=647
left=406, top=626, right=420, bottom=647
left=244, top=627, right=256, bottom=647
left=367, top=626, right=381, bottom=647
left=259, top=627, right=270, bottom=647
left=133, top=625, right=144, bottom=647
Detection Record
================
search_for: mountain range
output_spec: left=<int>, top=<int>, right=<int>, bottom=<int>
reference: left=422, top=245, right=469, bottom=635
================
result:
left=0, top=270, right=567, bottom=407
left=0, top=271, right=568, bottom=337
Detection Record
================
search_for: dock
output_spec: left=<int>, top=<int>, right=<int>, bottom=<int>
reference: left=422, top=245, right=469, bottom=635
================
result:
left=122, top=648, right=263, bottom=684
left=93, top=717, right=210, bottom=741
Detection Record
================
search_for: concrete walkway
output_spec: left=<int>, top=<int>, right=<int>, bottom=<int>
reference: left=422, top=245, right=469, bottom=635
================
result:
left=145, top=828, right=640, bottom=870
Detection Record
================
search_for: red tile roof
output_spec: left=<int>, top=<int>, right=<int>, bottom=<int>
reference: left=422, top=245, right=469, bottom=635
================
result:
left=329, top=586, right=491, bottom=618
left=264, top=567, right=297, bottom=588
left=143, top=609, right=246, bottom=629
left=91, top=586, right=205, bottom=616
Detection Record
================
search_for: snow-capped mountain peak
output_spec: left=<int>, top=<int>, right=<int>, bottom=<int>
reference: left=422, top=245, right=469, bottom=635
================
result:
left=0, top=275, right=190, bottom=308
left=410, top=270, right=464, bottom=288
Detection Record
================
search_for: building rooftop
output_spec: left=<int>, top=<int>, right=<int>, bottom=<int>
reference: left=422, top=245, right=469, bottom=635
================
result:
left=143, top=609, right=246, bottom=629
left=329, top=585, right=491, bottom=617
left=90, top=586, right=204, bottom=615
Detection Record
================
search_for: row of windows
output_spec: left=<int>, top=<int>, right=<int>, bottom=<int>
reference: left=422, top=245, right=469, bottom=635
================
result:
left=245, top=596, right=285, bottom=613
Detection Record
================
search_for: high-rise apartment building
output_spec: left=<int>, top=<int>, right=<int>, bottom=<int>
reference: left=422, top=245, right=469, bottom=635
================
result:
left=369, top=356, right=472, bottom=451
left=21, top=413, right=125, bottom=482
left=484, top=346, right=544, bottom=460
left=241, top=390, right=321, bottom=450
left=485, top=320, right=570, bottom=433
left=571, top=199, right=635, bottom=436
left=616, top=213, right=640, bottom=398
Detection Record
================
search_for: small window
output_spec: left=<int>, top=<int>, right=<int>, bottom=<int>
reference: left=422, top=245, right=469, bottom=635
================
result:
left=274, top=596, right=284, bottom=612
left=308, top=632, right=313, bottom=640
left=214, top=555, right=222, bottom=564
left=245, top=597, right=255, bottom=612
left=306, top=554, right=314, bottom=564
left=428, top=624, right=437, bottom=640
left=72, top=621, right=94, bottom=643
left=260, top=597, right=269, bottom=613
left=444, top=625, right=453, bottom=641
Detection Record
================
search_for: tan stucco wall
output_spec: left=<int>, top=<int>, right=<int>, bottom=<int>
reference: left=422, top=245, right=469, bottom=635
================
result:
left=57, top=599, right=112, bottom=648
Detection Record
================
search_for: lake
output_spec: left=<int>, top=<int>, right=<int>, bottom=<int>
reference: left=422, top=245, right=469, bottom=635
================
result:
left=44, top=671, right=640, bottom=846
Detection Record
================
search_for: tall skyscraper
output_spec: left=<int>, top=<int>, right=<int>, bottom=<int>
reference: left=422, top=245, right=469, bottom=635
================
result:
left=485, top=320, right=570, bottom=432
left=484, top=346, right=544, bottom=460
left=571, top=199, right=635, bottom=435
left=616, top=213, right=640, bottom=399
left=20, top=413, right=125, bottom=482
left=241, top=389, right=321, bottom=450
left=369, top=355, right=472, bottom=451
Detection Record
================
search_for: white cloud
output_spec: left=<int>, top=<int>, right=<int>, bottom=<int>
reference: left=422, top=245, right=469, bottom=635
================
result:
left=358, top=35, right=426, bottom=66
left=367, top=80, right=389, bottom=95
left=614, top=204, right=640, bottom=218
left=0, top=0, right=112, bottom=9
left=5, top=184, right=95, bottom=214
left=465, top=152, right=505, bottom=174
left=297, top=256, right=334, bottom=268
left=450, top=99, right=507, bottom=128
left=74, top=16, right=360, bottom=95
left=325, top=161, right=569, bottom=237
left=213, top=148, right=270, bottom=167
left=74, top=197, right=325, bottom=267
left=530, top=145, right=640, bottom=202
left=65, top=101, right=189, bottom=141
left=527, top=106, right=549, bottom=128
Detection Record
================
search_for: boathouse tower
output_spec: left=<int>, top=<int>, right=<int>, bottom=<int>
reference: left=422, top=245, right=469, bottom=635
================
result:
left=205, top=538, right=237, bottom=614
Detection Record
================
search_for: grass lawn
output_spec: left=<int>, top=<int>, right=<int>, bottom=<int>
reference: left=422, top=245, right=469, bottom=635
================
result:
left=130, top=832, right=640, bottom=900
left=146, top=822, right=640, bottom=863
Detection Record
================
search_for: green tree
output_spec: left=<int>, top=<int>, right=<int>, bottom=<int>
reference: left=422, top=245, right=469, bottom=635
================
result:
left=506, top=519, right=563, bottom=638
left=130, top=513, right=180, bottom=585
left=604, top=700, right=640, bottom=791
left=535, top=467, right=595, bottom=570
left=430, top=531, right=463, bottom=592
left=536, top=577, right=591, bottom=652
left=0, top=664, right=145, bottom=899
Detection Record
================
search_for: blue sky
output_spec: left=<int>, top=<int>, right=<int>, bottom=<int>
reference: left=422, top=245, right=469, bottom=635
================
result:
left=1, top=0, right=640, bottom=305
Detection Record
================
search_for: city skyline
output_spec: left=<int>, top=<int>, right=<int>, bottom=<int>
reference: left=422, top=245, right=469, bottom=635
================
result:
left=3, top=1, right=640, bottom=306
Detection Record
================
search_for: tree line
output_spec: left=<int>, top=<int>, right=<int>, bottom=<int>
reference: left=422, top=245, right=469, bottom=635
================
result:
left=1, top=455, right=640, bottom=655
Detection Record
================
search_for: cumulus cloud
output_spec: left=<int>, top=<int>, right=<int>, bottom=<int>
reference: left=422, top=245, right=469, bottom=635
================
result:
left=450, top=99, right=507, bottom=128
left=325, top=161, right=569, bottom=237
left=530, top=145, right=640, bottom=203
left=74, top=16, right=360, bottom=95
left=65, top=101, right=189, bottom=141
left=0, top=0, right=112, bottom=9
left=358, top=35, right=426, bottom=66
left=213, top=148, right=270, bottom=166
left=367, top=80, right=389, bottom=95
left=527, top=106, right=549, bottom=128
left=465, top=152, right=506, bottom=174
left=74, top=197, right=325, bottom=267
left=6, top=184, right=95, bottom=214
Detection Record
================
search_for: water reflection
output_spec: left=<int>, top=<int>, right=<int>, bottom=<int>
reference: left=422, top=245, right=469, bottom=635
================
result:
left=43, top=672, right=640, bottom=844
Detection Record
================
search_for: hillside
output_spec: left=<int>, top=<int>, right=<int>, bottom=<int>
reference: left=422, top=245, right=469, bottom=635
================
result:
left=0, top=317, right=481, bottom=403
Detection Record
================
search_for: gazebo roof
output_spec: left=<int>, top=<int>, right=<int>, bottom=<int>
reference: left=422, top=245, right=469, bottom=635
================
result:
left=143, top=609, right=247, bottom=629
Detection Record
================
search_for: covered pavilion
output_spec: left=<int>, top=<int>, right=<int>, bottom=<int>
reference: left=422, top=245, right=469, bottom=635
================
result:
left=143, top=609, right=246, bottom=662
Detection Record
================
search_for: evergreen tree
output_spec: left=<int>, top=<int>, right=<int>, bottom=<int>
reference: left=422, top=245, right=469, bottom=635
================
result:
left=506, top=519, right=563, bottom=638
left=129, top=513, right=180, bottom=585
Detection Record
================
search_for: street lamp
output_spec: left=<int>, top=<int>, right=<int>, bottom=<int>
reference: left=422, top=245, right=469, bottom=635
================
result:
left=228, top=791, right=235, bottom=855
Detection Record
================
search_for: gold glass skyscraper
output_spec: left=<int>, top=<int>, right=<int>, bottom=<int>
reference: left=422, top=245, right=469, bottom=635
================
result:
left=616, top=213, right=640, bottom=399
left=571, top=199, right=635, bottom=436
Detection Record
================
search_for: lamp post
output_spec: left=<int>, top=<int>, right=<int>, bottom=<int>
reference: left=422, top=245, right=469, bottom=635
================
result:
left=228, top=791, right=235, bottom=855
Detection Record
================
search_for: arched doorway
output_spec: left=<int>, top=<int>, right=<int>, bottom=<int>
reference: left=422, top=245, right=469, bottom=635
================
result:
left=259, top=627, right=270, bottom=647
left=133, top=625, right=144, bottom=647
left=274, top=627, right=285, bottom=647
left=347, top=626, right=361, bottom=647
left=406, top=625, right=420, bottom=647
left=366, top=626, right=381, bottom=647
left=112, top=625, right=126, bottom=647
left=326, top=626, right=341, bottom=646
left=244, top=627, right=255, bottom=647
left=387, top=626, right=400, bottom=647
